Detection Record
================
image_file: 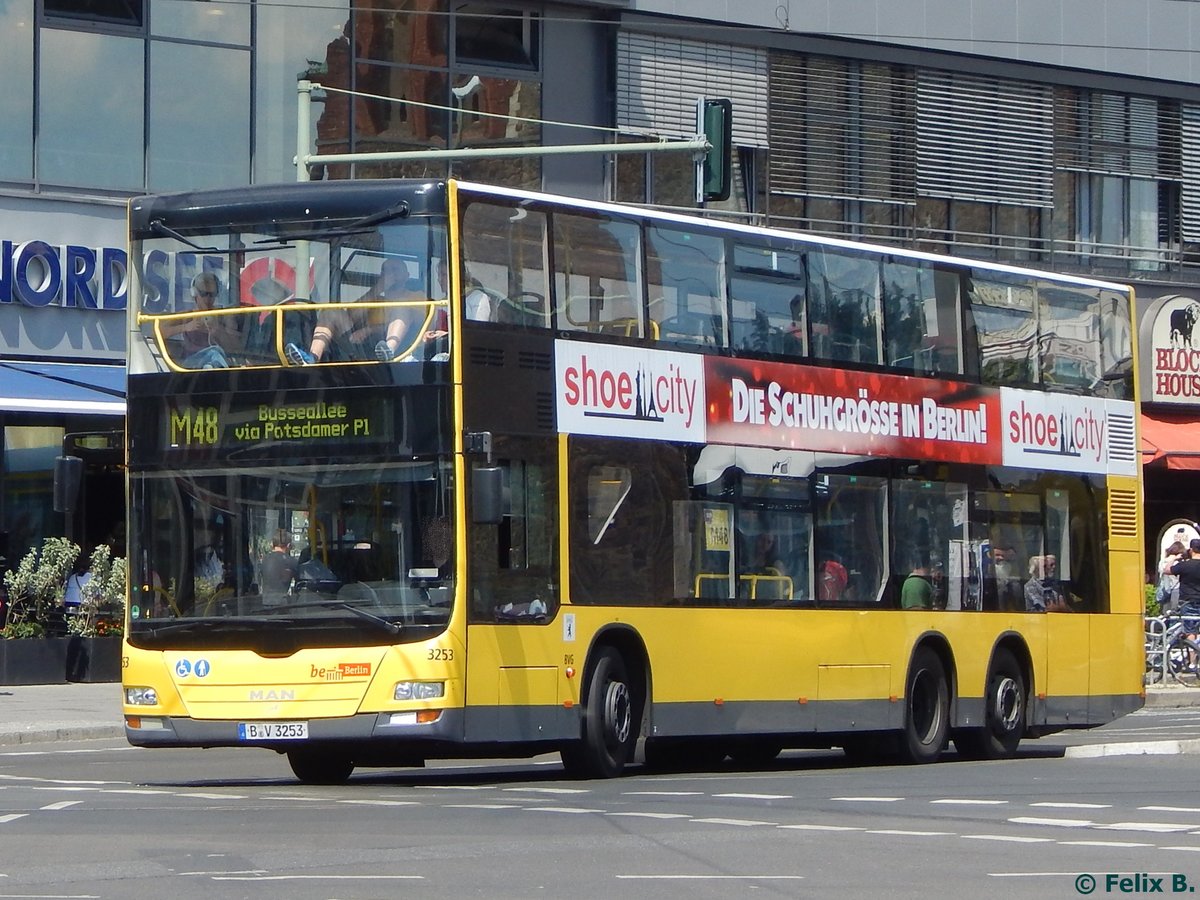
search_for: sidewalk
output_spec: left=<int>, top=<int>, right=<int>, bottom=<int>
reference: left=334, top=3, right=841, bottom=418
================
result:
left=0, top=682, right=1197, bottom=748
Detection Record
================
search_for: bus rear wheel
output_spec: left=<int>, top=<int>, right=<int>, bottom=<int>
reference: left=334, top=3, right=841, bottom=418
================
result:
left=899, top=647, right=949, bottom=764
left=287, top=748, right=355, bottom=785
left=954, top=648, right=1026, bottom=759
left=561, top=647, right=638, bottom=778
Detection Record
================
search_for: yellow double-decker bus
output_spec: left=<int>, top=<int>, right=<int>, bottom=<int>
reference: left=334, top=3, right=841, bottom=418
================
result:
left=122, top=179, right=1144, bottom=782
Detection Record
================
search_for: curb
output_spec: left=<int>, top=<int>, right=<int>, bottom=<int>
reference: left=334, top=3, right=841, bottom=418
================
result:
left=1066, top=737, right=1200, bottom=758
left=1144, top=689, right=1200, bottom=708
left=0, top=725, right=124, bottom=747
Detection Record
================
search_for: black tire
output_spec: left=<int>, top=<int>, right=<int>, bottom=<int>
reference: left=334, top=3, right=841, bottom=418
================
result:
left=1167, top=637, right=1200, bottom=686
left=561, top=647, right=638, bottom=778
left=287, top=748, right=355, bottom=785
left=954, top=648, right=1026, bottom=760
left=899, top=646, right=949, bottom=764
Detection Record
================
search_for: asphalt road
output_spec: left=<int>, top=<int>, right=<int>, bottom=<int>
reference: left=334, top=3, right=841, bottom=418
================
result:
left=3, top=720, right=1200, bottom=900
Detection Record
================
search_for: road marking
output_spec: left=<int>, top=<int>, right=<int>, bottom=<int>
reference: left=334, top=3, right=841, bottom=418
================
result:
left=866, top=829, right=952, bottom=836
left=31, top=787, right=99, bottom=796
left=522, top=806, right=604, bottom=814
left=832, top=796, right=902, bottom=802
left=177, top=792, right=249, bottom=800
left=607, top=812, right=692, bottom=819
left=1162, top=846, right=1200, bottom=852
left=623, top=791, right=703, bottom=796
left=616, top=875, right=804, bottom=880
left=1030, top=802, right=1111, bottom=809
left=40, top=800, right=84, bottom=811
left=260, top=795, right=326, bottom=802
left=1140, top=805, right=1200, bottom=814
left=691, top=818, right=774, bottom=827
left=931, top=799, right=1007, bottom=805
left=443, top=804, right=521, bottom=810
left=414, top=785, right=492, bottom=791
left=1059, top=840, right=1153, bottom=848
left=1007, top=816, right=1093, bottom=828
left=336, top=799, right=420, bottom=807
left=777, top=824, right=864, bottom=832
left=1096, top=822, right=1197, bottom=833
left=0, top=814, right=28, bottom=824
left=988, top=871, right=1101, bottom=877
left=103, top=789, right=172, bottom=795
left=714, top=793, right=791, bottom=800
left=963, top=835, right=1054, bottom=843
left=210, top=874, right=424, bottom=881
left=0, top=774, right=113, bottom=785
left=503, top=787, right=589, bottom=794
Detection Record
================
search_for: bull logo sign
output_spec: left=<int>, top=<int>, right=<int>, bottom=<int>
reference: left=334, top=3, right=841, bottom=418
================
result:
left=1170, top=300, right=1200, bottom=348
left=1151, top=294, right=1200, bottom=403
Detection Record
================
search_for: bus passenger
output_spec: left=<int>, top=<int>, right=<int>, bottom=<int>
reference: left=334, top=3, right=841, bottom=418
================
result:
left=161, top=272, right=240, bottom=369
left=286, top=259, right=416, bottom=365
left=1025, top=555, right=1070, bottom=612
left=261, top=530, right=297, bottom=605
left=900, top=555, right=933, bottom=609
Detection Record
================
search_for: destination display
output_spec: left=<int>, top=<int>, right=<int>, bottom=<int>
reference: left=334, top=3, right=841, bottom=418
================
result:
left=161, top=391, right=396, bottom=460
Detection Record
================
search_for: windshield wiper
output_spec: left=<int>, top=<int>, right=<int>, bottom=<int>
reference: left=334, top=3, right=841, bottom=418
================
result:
left=258, top=599, right=404, bottom=635
left=150, top=219, right=220, bottom=253
left=322, top=601, right=404, bottom=635
left=138, top=616, right=278, bottom=637
left=257, top=200, right=411, bottom=242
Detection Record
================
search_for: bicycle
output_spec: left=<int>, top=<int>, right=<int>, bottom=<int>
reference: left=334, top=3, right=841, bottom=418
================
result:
left=1161, top=609, right=1200, bottom=686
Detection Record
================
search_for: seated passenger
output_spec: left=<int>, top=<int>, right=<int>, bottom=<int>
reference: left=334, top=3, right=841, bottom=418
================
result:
left=286, top=259, right=409, bottom=365
left=161, top=272, right=241, bottom=369
left=1024, top=554, right=1070, bottom=612
left=900, top=555, right=933, bottom=610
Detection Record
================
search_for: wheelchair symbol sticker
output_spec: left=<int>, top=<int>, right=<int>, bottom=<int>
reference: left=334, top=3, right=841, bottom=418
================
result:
left=175, top=659, right=192, bottom=678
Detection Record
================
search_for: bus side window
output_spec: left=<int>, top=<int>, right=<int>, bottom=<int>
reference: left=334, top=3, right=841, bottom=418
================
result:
left=467, top=441, right=560, bottom=623
left=461, top=200, right=551, bottom=329
left=646, top=225, right=728, bottom=349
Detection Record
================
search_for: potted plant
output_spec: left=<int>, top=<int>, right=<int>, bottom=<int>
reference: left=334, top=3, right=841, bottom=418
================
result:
left=0, top=537, right=78, bottom=684
left=66, top=544, right=127, bottom=683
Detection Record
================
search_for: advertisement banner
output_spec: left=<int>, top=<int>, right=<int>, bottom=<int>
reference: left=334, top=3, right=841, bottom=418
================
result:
left=554, top=341, right=706, bottom=443
left=703, top=357, right=1002, bottom=466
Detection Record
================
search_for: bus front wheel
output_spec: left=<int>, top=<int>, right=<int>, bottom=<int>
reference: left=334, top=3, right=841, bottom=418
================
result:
left=954, top=648, right=1026, bottom=759
left=287, top=748, right=355, bottom=785
left=561, top=647, right=637, bottom=778
left=899, top=647, right=949, bottom=764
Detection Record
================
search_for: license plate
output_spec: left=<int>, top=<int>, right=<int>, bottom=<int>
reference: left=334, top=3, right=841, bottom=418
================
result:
left=238, top=721, right=308, bottom=741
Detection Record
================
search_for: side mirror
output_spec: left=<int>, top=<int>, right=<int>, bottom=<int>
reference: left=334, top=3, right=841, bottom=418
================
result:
left=54, top=455, right=84, bottom=514
left=472, top=466, right=504, bottom=525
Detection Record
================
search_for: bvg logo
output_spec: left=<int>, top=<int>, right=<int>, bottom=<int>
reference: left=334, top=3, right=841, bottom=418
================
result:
left=310, top=663, right=372, bottom=681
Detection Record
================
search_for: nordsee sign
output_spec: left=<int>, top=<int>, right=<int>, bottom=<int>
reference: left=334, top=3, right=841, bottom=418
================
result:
left=0, top=240, right=127, bottom=311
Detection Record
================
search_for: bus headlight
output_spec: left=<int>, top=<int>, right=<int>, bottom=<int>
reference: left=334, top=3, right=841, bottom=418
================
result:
left=125, top=686, right=159, bottom=706
left=394, top=681, right=445, bottom=701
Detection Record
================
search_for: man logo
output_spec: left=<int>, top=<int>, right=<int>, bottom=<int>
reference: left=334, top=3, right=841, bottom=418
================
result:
left=248, top=689, right=295, bottom=701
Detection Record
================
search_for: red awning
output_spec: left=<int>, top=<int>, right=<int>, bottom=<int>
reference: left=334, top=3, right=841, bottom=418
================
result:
left=1142, top=410, right=1200, bottom=471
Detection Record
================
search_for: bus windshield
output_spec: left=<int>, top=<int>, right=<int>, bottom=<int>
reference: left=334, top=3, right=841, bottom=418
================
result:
left=130, top=207, right=449, bottom=373
left=128, top=459, right=455, bottom=650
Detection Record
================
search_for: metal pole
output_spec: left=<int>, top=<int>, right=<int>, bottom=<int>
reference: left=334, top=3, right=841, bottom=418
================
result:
left=305, top=139, right=709, bottom=168
left=296, top=79, right=312, bottom=183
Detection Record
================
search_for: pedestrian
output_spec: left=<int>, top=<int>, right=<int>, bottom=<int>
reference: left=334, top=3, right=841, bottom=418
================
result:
left=1170, top=539, right=1200, bottom=614
left=1158, top=540, right=1186, bottom=613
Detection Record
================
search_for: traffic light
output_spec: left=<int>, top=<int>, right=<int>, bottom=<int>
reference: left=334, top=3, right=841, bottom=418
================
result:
left=700, top=98, right=732, bottom=202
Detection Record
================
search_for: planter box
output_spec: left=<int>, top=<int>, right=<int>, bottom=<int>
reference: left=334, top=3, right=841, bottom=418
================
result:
left=0, top=638, right=69, bottom=685
left=66, top=636, right=123, bottom=683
